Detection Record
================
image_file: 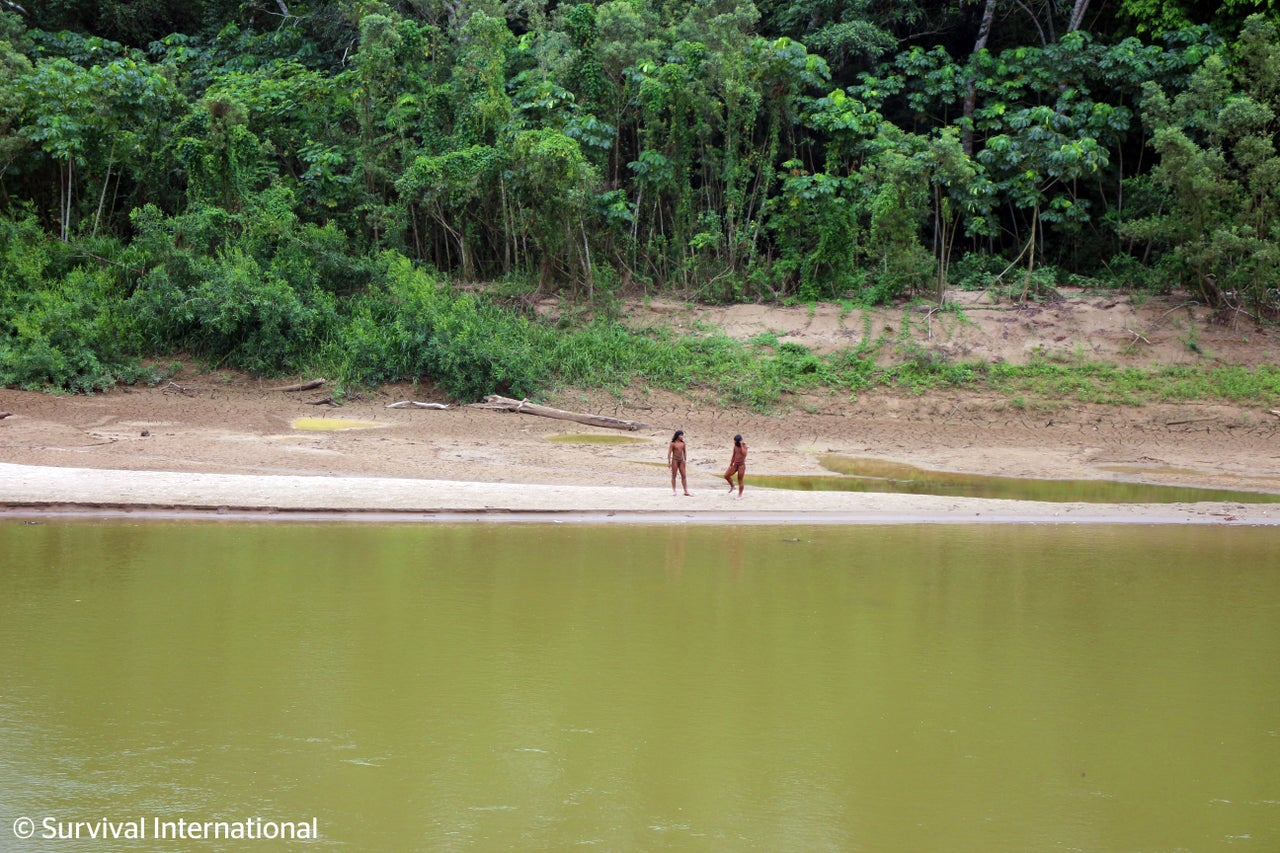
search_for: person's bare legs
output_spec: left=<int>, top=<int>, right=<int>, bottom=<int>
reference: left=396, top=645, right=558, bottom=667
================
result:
left=673, top=462, right=691, bottom=495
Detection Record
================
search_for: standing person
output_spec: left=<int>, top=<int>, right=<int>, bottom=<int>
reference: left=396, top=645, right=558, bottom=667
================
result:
left=723, top=434, right=747, bottom=498
left=668, top=429, right=692, bottom=496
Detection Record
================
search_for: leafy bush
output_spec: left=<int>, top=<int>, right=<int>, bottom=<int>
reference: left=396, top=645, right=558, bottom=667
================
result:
left=129, top=247, right=327, bottom=375
left=0, top=216, right=151, bottom=391
left=0, top=266, right=153, bottom=392
left=331, top=255, right=552, bottom=400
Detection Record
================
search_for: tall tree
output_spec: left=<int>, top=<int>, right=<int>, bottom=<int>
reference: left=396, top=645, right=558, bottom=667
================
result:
left=1123, top=16, right=1280, bottom=313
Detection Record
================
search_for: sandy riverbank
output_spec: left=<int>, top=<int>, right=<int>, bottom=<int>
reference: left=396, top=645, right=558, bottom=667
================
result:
left=3, top=370, right=1278, bottom=525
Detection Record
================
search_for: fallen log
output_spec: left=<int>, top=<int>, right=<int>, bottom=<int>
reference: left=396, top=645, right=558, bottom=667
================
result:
left=470, top=395, right=651, bottom=431
left=269, top=378, right=325, bottom=392
left=387, top=401, right=450, bottom=410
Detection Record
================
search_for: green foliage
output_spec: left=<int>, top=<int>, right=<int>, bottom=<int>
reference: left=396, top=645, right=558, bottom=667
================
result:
left=3, top=0, right=1280, bottom=407
left=0, top=0, right=1251, bottom=301
left=763, top=0, right=900, bottom=69
left=451, top=12, right=515, bottom=147
left=13, top=44, right=181, bottom=238
left=864, top=131, right=936, bottom=300
left=1117, top=0, right=1271, bottom=39
left=765, top=164, right=862, bottom=300
left=25, top=0, right=215, bottom=48
left=130, top=247, right=326, bottom=375
left=1123, top=17, right=1280, bottom=313
left=505, top=128, right=600, bottom=288
left=327, top=255, right=549, bottom=399
left=202, top=59, right=351, bottom=213
left=875, top=26, right=1219, bottom=278
left=397, top=144, right=499, bottom=278
left=882, top=347, right=980, bottom=394
left=0, top=215, right=152, bottom=391
left=0, top=28, right=33, bottom=179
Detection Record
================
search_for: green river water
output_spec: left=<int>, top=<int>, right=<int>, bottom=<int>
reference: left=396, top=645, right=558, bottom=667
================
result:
left=1, top=521, right=1278, bottom=851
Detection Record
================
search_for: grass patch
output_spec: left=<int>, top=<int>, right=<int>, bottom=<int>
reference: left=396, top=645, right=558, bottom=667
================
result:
left=508, top=315, right=1280, bottom=412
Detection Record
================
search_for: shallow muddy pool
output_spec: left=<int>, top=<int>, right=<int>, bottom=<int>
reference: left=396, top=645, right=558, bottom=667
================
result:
left=546, top=433, right=650, bottom=445
left=2, top=521, right=1277, bottom=850
left=290, top=417, right=384, bottom=431
left=761, top=455, right=1280, bottom=504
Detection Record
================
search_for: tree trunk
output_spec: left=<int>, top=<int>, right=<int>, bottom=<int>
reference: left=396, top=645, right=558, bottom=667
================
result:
left=1021, top=204, right=1038, bottom=302
left=962, top=0, right=998, bottom=157
left=93, top=140, right=117, bottom=238
left=471, top=396, right=652, bottom=431
left=1068, top=0, right=1090, bottom=32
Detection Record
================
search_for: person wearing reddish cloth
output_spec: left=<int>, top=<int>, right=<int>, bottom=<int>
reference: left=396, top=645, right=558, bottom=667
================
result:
left=723, top=434, right=747, bottom=498
left=667, top=429, right=692, bottom=496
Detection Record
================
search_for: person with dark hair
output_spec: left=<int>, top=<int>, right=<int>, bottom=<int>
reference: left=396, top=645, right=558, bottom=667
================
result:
left=723, top=434, right=747, bottom=498
left=668, top=429, right=691, bottom=496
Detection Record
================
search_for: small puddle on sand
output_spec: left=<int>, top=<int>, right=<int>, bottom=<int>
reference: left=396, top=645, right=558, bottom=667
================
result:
left=547, top=433, right=649, bottom=445
left=744, top=455, right=1280, bottom=504
left=291, top=418, right=384, bottom=432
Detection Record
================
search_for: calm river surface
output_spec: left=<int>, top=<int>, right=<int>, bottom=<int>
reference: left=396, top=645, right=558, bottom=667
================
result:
left=2, top=521, right=1278, bottom=851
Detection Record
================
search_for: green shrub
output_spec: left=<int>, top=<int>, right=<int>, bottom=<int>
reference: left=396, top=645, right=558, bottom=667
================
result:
left=0, top=216, right=152, bottom=391
left=0, top=266, right=153, bottom=392
left=129, top=248, right=326, bottom=374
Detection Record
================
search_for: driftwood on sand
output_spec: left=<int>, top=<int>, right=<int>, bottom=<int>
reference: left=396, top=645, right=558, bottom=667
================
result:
left=268, top=378, right=325, bottom=392
left=469, top=395, right=651, bottom=431
left=387, top=401, right=450, bottom=409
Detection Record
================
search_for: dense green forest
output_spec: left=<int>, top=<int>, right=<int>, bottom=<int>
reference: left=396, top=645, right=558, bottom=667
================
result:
left=0, top=0, right=1277, bottom=401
